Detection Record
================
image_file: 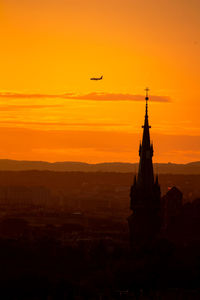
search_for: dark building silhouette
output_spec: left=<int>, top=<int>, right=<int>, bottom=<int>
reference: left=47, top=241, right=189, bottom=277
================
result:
left=161, top=186, right=183, bottom=230
left=128, top=89, right=161, bottom=248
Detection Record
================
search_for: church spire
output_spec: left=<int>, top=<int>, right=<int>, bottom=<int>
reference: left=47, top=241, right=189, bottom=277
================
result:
left=128, top=88, right=161, bottom=248
left=137, top=88, right=154, bottom=188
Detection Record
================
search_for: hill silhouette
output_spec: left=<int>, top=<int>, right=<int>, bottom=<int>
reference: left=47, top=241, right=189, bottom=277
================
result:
left=0, top=159, right=199, bottom=174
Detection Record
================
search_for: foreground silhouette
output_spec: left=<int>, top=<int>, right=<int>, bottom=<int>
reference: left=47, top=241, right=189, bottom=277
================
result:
left=0, top=170, right=199, bottom=298
left=0, top=92, right=199, bottom=298
left=128, top=90, right=161, bottom=250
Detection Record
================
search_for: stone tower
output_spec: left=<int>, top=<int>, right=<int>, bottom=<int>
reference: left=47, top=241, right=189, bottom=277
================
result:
left=128, top=89, right=161, bottom=248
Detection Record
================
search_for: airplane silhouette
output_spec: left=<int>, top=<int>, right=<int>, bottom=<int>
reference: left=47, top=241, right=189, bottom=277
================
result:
left=90, top=75, right=103, bottom=81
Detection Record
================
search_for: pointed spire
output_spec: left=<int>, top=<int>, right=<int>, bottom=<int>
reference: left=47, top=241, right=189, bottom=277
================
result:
left=142, top=88, right=151, bottom=130
left=137, top=88, right=154, bottom=188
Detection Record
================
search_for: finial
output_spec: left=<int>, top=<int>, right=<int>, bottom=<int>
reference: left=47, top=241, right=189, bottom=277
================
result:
left=145, top=87, right=150, bottom=101
left=144, top=87, right=150, bottom=116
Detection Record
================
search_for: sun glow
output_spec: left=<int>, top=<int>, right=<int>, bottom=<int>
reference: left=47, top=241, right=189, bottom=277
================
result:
left=0, top=0, right=199, bottom=163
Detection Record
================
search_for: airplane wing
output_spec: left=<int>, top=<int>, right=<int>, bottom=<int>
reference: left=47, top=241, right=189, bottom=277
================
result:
left=90, top=76, right=103, bottom=80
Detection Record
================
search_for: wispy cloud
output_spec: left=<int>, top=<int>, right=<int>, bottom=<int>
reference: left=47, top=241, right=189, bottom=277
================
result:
left=0, top=92, right=171, bottom=102
left=0, top=120, right=127, bottom=127
left=0, top=105, right=63, bottom=110
left=65, top=92, right=171, bottom=102
left=0, top=92, right=73, bottom=99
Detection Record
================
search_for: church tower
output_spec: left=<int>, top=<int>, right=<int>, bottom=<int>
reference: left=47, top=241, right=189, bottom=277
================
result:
left=128, top=89, right=161, bottom=248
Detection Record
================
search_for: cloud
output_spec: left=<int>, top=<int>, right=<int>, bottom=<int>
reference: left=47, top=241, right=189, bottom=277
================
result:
left=0, top=105, right=63, bottom=110
left=0, top=120, right=127, bottom=127
left=65, top=92, right=171, bottom=102
left=0, top=92, right=73, bottom=99
left=0, top=92, right=171, bottom=102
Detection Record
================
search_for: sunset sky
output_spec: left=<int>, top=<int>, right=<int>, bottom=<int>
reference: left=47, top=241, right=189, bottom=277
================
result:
left=0, top=0, right=199, bottom=163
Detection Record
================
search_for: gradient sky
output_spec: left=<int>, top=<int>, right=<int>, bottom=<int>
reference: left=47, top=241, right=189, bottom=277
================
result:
left=0, top=0, right=199, bottom=163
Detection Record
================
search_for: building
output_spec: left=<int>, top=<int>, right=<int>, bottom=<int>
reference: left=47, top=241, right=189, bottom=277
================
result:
left=128, top=89, right=161, bottom=248
left=161, top=186, right=183, bottom=230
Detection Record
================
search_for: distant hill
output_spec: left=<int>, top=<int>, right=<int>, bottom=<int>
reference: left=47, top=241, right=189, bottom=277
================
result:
left=0, top=159, right=199, bottom=174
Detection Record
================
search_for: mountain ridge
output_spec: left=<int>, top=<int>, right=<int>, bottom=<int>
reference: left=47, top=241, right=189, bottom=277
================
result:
left=0, top=159, right=199, bottom=174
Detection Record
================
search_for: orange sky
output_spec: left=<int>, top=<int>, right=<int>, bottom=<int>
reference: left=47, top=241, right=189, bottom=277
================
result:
left=0, top=0, right=199, bottom=163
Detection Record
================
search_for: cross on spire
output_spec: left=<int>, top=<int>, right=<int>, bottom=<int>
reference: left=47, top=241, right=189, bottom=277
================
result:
left=145, top=87, right=150, bottom=102
left=145, top=87, right=150, bottom=116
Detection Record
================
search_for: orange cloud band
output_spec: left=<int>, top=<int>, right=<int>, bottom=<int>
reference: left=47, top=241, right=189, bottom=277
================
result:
left=0, top=92, right=171, bottom=102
